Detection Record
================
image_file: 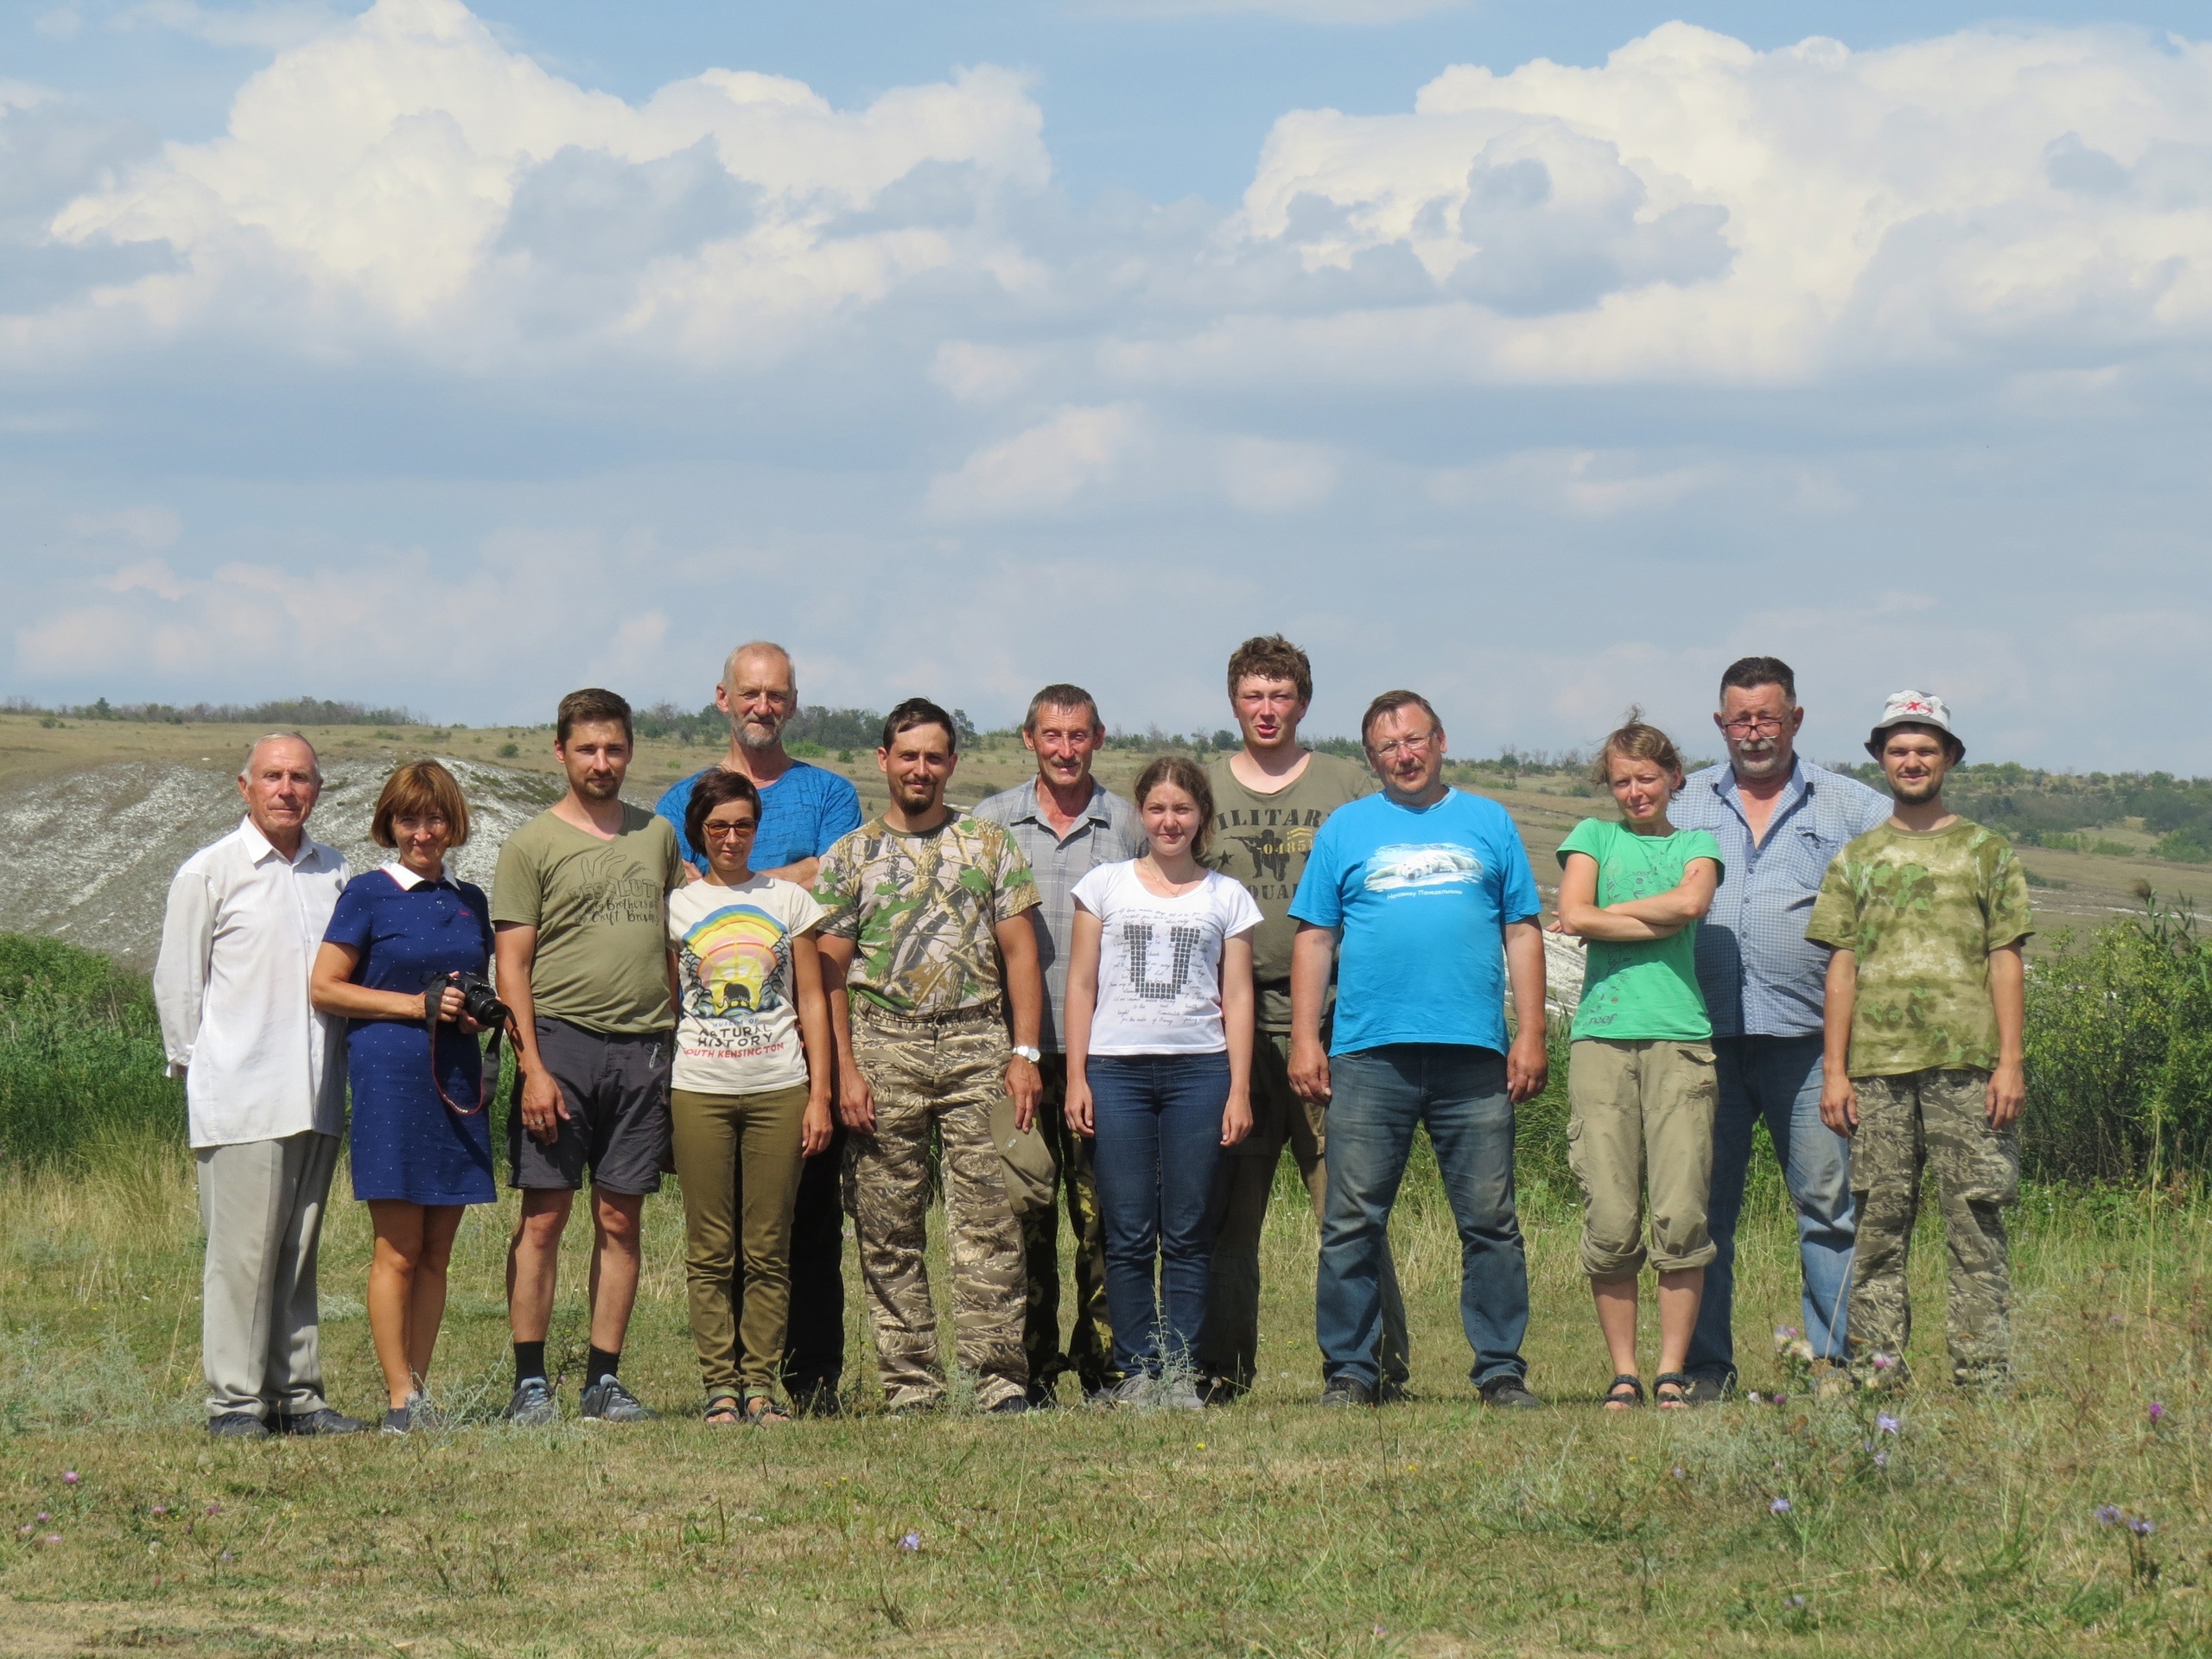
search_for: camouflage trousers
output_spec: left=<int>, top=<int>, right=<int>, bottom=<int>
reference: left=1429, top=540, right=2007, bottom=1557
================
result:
left=1847, top=1067, right=2018, bottom=1388
left=1022, top=1057, right=1113, bottom=1400
left=846, top=1006, right=1027, bottom=1412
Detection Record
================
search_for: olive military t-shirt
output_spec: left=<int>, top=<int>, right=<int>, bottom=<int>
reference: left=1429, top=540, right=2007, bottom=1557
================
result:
left=1204, top=750, right=1373, bottom=1030
left=489, top=804, right=685, bottom=1034
left=1803, top=817, right=2033, bottom=1078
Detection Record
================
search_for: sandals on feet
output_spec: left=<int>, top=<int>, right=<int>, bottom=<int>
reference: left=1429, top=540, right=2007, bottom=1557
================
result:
left=1653, top=1372, right=1694, bottom=1410
left=742, top=1395, right=792, bottom=1427
left=1604, top=1374, right=1645, bottom=1411
left=704, top=1395, right=744, bottom=1426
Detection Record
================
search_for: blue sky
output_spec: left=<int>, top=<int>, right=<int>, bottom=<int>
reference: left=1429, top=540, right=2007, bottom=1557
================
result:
left=5, top=2, right=2211, bottom=768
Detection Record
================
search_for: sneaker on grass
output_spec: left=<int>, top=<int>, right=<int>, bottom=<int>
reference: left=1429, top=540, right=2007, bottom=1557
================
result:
left=1478, top=1376, right=1542, bottom=1411
left=580, top=1375, right=656, bottom=1422
left=505, top=1377, right=558, bottom=1426
left=1160, top=1376, right=1205, bottom=1414
left=276, top=1407, right=369, bottom=1436
left=1319, top=1375, right=1376, bottom=1408
left=1097, top=1374, right=1159, bottom=1410
left=207, top=1411, right=268, bottom=1440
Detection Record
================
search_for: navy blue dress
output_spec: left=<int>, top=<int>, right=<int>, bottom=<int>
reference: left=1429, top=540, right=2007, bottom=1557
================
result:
left=324, top=868, right=499, bottom=1205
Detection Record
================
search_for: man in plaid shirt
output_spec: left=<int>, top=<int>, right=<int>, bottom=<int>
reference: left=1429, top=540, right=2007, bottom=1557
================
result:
left=1670, top=657, right=1891, bottom=1401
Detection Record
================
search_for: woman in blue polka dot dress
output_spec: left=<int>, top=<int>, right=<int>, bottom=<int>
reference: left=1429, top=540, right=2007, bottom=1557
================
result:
left=312, top=760, right=498, bottom=1433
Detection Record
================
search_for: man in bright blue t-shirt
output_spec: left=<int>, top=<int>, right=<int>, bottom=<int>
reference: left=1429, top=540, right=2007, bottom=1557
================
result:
left=652, top=640, right=863, bottom=1414
left=1287, top=690, right=1549, bottom=1408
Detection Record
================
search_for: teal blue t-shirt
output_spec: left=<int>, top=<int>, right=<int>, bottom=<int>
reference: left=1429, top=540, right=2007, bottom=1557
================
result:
left=1558, top=818, right=1723, bottom=1042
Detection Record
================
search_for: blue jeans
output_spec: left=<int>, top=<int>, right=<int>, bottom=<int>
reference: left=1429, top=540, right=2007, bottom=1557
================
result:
left=1317, top=1044, right=1529, bottom=1391
left=1090, top=1052, right=1230, bottom=1379
left=1688, top=1034, right=1856, bottom=1381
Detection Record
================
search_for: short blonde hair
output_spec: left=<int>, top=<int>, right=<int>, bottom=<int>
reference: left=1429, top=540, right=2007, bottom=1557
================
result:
left=370, top=760, right=471, bottom=849
left=1589, top=707, right=1685, bottom=788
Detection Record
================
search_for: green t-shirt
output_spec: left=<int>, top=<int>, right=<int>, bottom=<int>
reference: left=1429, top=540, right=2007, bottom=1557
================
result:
left=1804, top=817, right=2032, bottom=1078
left=1557, top=817, right=1723, bottom=1043
left=489, top=805, right=685, bottom=1034
left=1204, top=751, right=1373, bottom=1030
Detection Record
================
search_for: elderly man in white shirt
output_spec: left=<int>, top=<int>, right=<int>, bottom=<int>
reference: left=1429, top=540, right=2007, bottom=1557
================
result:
left=155, top=734, right=366, bottom=1437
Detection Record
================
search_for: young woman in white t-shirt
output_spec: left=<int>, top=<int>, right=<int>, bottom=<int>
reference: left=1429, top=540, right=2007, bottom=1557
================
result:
left=1066, top=755, right=1260, bottom=1409
left=666, top=769, right=834, bottom=1427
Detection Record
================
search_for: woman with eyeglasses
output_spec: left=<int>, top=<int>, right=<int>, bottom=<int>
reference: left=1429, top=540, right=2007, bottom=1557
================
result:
left=665, top=768, right=835, bottom=1426
left=311, top=760, right=496, bottom=1433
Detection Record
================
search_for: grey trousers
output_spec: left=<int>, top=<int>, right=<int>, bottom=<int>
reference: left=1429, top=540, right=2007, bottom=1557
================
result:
left=195, top=1130, right=340, bottom=1421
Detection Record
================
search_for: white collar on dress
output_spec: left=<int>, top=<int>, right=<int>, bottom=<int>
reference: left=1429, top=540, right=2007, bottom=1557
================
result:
left=381, top=860, right=447, bottom=891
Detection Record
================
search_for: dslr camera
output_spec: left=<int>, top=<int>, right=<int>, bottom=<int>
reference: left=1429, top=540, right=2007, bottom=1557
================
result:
left=429, top=969, right=512, bottom=1032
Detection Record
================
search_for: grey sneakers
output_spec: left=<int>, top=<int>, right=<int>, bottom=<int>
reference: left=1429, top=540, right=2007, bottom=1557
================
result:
left=505, top=1376, right=558, bottom=1426
left=275, top=1407, right=369, bottom=1436
left=579, top=1374, right=656, bottom=1422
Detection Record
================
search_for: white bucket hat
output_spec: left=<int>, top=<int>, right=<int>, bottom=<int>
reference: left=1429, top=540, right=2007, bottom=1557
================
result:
left=1865, top=690, right=1963, bottom=760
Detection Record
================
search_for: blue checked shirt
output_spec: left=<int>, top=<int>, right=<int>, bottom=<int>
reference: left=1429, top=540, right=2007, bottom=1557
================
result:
left=971, top=777, right=1145, bottom=1054
left=1671, top=760, right=1891, bottom=1039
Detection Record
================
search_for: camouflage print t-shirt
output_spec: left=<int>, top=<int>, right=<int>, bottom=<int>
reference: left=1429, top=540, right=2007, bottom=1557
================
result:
left=813, top=814, right=1040, bottom=1016
left=1804, top=817, right=2033, bottom=1078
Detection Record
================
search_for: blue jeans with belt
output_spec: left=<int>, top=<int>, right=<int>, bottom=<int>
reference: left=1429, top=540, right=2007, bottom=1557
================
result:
left=1090, top=1052, right=1230, bottom=1379
left=1317, top=1044, right=1529, bottom=1392
left=1687, top=1034, right=1856, bottom=1382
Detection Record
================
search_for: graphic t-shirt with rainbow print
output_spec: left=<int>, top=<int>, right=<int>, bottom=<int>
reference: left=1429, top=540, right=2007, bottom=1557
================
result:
left=667, top=874, right=828, bottom=1094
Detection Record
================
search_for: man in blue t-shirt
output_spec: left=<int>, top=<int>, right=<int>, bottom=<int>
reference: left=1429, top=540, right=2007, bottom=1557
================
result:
left=652, top=640, right=864, bottom=1414
left=1287, top=690, right=1549, bottom=1408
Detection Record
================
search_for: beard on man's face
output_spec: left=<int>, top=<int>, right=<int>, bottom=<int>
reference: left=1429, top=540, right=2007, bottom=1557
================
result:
left=734, top=714, right=785, bottom=752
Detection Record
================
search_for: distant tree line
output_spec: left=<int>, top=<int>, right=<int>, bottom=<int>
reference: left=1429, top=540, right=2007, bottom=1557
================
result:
left=5, top=696, right=420, bottom=727
left=1830, top=760, right=2212, bottom=864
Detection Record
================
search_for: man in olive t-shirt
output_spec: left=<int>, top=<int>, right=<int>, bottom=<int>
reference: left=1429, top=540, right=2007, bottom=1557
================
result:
left=490, top=690, right=685, bottom=1425
left=1806, top=693, right=2032, bottom=1392
left=1194, top=634, right=1406, bottom=1400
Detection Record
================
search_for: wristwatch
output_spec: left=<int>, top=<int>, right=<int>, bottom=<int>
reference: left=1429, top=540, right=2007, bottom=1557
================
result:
left=1011, top=1045, right=1043, bottom=1065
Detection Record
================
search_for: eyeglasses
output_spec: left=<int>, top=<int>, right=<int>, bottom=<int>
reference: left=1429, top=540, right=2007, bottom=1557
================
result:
left=1719, top=715, right=1788, bottom=735
left=701, top=821, right=758, bottom=840
left=1369, top=731, right=1439, bottom=760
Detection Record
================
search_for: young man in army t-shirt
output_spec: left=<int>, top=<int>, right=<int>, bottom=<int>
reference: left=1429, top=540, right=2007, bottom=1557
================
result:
left=1808, top=692, right=2032, bottom=1392
left=1195, top=634, right=1407, bottom=1401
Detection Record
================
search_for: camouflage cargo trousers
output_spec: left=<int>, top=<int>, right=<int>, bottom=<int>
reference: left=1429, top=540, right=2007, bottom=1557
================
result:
left=846, top=1005, right=1027, bottom=1412
left=1847, top=1066, right=2018, bottom=1388
left=1022, top=1057, right=1113, bottom=1401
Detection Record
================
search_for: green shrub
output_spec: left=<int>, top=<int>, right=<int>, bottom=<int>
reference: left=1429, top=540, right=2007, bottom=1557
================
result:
left=2024, top=893, right=2212, bottom=1184
left=0, top=936, right=185, bottom=1166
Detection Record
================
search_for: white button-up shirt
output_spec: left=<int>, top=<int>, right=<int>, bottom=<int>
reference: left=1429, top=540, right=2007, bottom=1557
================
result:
left=154, top=817, right=351, bottom=1148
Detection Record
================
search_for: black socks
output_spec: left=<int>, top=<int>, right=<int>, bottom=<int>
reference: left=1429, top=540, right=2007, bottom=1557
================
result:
left=513, top=1341, right=546, bottom=1387
left=587, top=1346, right=620, bottom=1385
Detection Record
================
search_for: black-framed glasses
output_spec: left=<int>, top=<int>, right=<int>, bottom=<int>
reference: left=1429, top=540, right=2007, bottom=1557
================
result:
left=1719, top=715, right=1787, bottom=735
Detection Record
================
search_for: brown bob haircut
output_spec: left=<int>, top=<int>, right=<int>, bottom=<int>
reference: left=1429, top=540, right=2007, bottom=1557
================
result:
left=556, top=687, right=633, bottom=747
left=371, top=760, right=471, bottom=849
left=1132, top=754, right=1216, bottom=859
left=1589, top=706, right=1686, bottom=788
left=683, top=768, right=765, bottom=861
left=1224, top=634, right=1313, bottom=705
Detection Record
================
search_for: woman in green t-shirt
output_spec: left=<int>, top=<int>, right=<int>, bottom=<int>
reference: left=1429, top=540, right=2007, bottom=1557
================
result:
left=1550, top=715, right=1724, bottom=1411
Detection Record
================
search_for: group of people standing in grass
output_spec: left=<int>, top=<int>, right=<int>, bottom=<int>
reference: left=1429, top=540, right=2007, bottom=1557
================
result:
left=152, top=635, right=2033, bottom=1437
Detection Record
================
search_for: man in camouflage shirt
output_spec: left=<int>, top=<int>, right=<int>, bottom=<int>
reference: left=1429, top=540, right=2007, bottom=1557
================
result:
left=1808, top=692, right=2032, bottom=1391
left=814, top=698, right=1046, bottom=1414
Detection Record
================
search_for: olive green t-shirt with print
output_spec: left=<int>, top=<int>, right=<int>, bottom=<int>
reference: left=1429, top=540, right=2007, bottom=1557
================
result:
left=1804, top=817, right=2033, bottom=1078
left=489, top=804, right=685, bottom=1034
left=1204, top=750, right=1374, bottom=1031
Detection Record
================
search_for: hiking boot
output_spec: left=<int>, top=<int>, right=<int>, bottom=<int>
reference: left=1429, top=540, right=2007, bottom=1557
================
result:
left=785, top=1380, right=843, bottom=1418
left=1478, top=1375, right=1543, bottom=1411
left=207, top=1411, right=269, bottom=1440
left=276, top=1407, right=369, bottom=1436
left=1681, top=1374, right=1732, bottom=1407
left=1319, top=1374, right=1376, bottom=1408
left=1376, top=1376, right=1418, bottom=1406
left=505, top=1376, right=558, bottom=1426
left=579, top=1375, right=656, bottom=1422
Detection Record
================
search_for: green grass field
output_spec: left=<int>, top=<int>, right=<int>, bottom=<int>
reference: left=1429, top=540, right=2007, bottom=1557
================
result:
left=0, top=1132, right=2202, bottom=1657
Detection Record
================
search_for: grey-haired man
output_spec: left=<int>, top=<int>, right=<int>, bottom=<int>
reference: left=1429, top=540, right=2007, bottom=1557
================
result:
left=156, top=735, right=366, bottom=1438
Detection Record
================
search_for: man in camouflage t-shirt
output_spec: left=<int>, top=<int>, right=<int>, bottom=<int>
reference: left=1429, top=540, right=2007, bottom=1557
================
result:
left=814, top=699, right=1046, bottom=1414
left=1806, top=693, right=2031, bottom=1391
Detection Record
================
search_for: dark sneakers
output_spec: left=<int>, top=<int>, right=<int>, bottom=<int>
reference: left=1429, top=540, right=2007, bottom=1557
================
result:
left=1319, top=1375, right=1376, bottom=1408
left=1478, top=1376, right=1543, bottom=1411
left=207, top=1411, right=269, bottom=1439
left=505, top=1376, right=558, bottom=1426
left=276, top=1407, right=370, bottom=1436
left=579, top=1375, right=656, bottom=1422
left=1681, top=1375, right=1732, bottom=1407
left=984, top=1395, right=1032, bottom=1416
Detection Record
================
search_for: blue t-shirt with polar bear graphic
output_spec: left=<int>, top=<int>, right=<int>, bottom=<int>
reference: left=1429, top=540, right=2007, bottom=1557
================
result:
left=1289, top=789, right=1541, bottom=1056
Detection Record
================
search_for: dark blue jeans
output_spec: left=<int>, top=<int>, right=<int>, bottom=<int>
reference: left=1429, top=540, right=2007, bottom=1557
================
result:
left=1090, top=1052, right=1230, bottom=1379
left=1318, top=1044, right=1529, bottom=1391
left=1688, top=1034, right=1857, bottom=1382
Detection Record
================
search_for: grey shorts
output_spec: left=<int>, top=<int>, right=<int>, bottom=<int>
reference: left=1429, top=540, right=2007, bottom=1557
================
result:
left=507, top=1018, right=673, bottom=1196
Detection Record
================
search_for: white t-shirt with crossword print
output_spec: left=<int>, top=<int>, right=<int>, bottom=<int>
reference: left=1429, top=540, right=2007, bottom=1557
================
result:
left=1071, top=861, right=1263, bottom=1056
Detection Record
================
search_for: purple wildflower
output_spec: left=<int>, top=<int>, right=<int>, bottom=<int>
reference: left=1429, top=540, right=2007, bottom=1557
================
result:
left=16, top=1525, right=29, bottom=1536
left=1671, top=1466, right=1686, bottom=1480
left=43, top=1535, right=60, bottom=1546
left=1873, top=1452, right=1891, bottom=1470
left=205, top=1503, right=220, bottom=1516
left=1876, top=1413, right=1900, bottom=1435
left=899, top=1531, right=921, bottom=1552
left=2094, top=1504, right=2122, bottom=1527
left=150, top=1505, right=167, bottom=1516
left=2149, top=1402, right=2167, bottom=1424
left=2128, top=1517, right=2155, bottom=1537
left=1872, top=1353, right=1895, bottom=1371
left=35, top=1513, right=48, bottom=1523
left=1782, top=1594, right=1807, bottom=1611
left=60, top=1471, right=79, bottom=1486
left=1770, top=1497, right=1793, bottom=1516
